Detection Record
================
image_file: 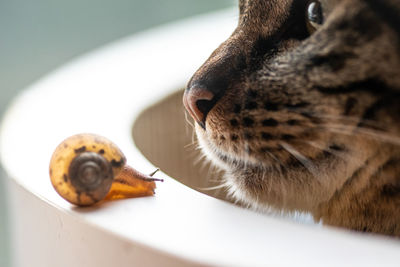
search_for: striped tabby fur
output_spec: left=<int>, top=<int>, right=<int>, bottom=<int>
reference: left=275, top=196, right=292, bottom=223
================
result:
left=187, top=0, right=400, bottom=236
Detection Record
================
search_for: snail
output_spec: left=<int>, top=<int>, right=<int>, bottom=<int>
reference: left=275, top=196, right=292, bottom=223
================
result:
left=49, top=133, right=163, bottom=206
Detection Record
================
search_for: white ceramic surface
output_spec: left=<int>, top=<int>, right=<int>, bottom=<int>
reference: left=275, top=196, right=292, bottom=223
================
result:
left=1, top=8, right=400, bottom=267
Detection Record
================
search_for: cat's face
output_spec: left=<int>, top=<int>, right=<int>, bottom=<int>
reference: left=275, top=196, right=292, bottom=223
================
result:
left=184, top=0, right=400, bottom=213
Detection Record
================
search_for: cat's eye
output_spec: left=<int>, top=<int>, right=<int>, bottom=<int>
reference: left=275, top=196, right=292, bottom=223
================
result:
left=306, top=0, right=324, bottom=33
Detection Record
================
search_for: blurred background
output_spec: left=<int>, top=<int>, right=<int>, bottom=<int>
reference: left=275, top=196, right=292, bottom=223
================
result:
left=0, top=1, right=235, bottom=266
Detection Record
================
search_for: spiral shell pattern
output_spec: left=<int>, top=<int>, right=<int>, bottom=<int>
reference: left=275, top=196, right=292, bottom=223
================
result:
left=49, top=133, right=126, bottom=206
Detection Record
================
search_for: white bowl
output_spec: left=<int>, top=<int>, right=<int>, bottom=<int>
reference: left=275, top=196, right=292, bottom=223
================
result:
left=1, top=8, right=399, bottom=267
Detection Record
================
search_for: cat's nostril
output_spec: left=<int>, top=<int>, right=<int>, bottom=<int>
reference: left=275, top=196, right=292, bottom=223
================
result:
left=183, top=87, right=215, bottom=129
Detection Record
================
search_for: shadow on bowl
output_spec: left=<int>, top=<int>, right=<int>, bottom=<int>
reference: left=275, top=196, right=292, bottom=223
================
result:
left=132, top=90, right=229, bottom=202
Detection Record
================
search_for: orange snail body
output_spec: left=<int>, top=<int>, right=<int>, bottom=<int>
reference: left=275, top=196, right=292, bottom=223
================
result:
left=49, top=133, right=162, bottom=206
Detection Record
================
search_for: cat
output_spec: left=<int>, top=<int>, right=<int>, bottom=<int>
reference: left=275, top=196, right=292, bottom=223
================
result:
left=183, top=0, right=400, bottom=236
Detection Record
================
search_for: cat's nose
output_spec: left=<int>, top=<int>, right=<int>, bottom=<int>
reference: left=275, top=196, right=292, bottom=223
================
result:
left=183, top=86, right=215, bottom=129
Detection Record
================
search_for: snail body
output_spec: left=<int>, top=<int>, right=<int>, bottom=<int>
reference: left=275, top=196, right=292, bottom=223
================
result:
left=49, top=133, right=162, bottom=206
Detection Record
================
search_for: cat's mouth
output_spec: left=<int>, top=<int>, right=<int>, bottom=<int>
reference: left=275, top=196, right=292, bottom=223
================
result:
left=195, top=123, right=273, bottom=172
left=196, top=124, right=241, bottom=168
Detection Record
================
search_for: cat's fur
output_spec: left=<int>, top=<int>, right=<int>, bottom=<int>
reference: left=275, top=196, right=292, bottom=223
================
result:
left=185, top=0, right=400, bottom=236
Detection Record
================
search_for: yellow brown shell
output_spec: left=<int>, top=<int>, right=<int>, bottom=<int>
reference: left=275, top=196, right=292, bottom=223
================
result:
left=49, top=133, right=127, bottom=206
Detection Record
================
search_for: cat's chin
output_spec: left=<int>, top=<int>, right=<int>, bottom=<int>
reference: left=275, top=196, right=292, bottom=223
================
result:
left=196, top=124, right=326, bottom=212
left=222, top=175, right=315, bottom=224
left=196, top=125, right=281, bottom=204
left=195, top=123, right=271, bottom=170
left=195, top=124, right=254, bottom=171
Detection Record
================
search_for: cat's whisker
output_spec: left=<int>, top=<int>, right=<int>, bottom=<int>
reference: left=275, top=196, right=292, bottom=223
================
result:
left=284, top=107, right=399, bottom=145
left=279, top=142, right=319, bottom=178
left=189, top=143, right=225, bottom=195
left=264, top=150, right=288, bottom=188
left=184, top=140, right=199, bottom=149
left=242, top=140, right=251, bottom=170
left=196, top=183, right=228, bottom=191
left=193, top=151, right=209, bottom=166
left=183, top=109, right=195, bottom=129
left=183, top=109, right=198, bottom=145
left=301, top=140, right=364, bottom=166
left=205, top=163, right=224, bottom=185
left=303, top=140, right=344, bottom=158
left=287, top=108, right=387, bottom=129
left=266, top=160, right=289, bottom=207
left=320, top=124, right=400, bottom=146
left=194, top=156, right=225, bottom=194
left=264, top=150, right=281, bottom=164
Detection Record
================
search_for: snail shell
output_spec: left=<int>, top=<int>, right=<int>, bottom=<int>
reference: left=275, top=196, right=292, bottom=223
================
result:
left=49, top=133, right=139, bottom=206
